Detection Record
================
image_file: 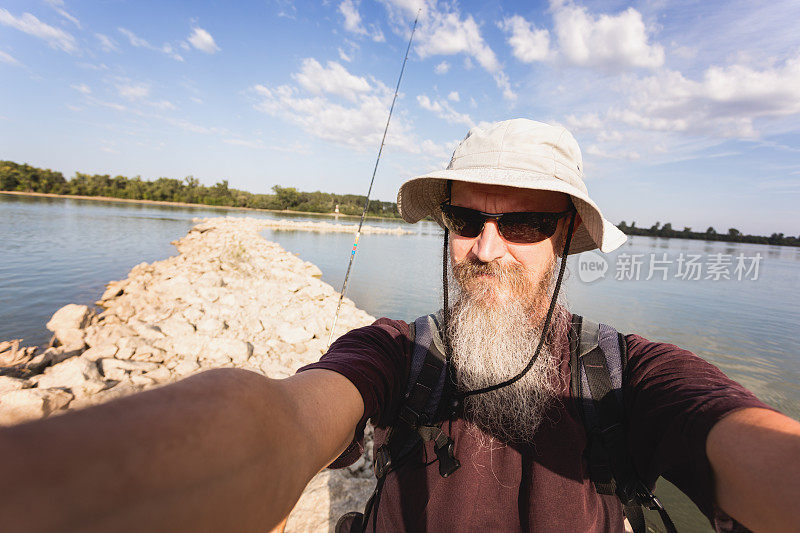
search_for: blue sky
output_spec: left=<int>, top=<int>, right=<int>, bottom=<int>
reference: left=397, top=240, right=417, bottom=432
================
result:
left=1, top=0, right=799, bottom=235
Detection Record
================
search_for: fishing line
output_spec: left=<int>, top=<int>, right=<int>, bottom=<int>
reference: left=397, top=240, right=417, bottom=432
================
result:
left=327, top=10, right=421, bottom=348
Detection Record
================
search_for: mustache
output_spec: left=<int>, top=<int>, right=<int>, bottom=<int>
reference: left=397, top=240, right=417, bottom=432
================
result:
left=452, top=257, right=529, bottom=282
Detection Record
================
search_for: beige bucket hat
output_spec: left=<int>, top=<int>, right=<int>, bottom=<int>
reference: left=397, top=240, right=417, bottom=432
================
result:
left=397, top=119, right=627, bottom=255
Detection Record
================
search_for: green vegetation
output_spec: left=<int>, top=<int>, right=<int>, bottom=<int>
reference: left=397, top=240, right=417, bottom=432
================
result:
left=2, top=160, right=797, bottom=246
left=617, top=221, right=799, bottom=247
left=0, top=160, right=400, bottom=218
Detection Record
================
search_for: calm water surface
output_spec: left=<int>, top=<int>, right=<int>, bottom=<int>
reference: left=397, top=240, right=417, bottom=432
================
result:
left=2, top=193, right=799, bottom=531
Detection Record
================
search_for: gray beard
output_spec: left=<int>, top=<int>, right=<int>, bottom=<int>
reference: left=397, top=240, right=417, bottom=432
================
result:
left=448, top=258, right=567, bottom=443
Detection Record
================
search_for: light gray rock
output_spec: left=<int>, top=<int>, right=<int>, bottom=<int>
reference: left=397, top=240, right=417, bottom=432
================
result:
left=144, top=366, right=171, bottom=383
left=158, top=317, right=196, bottom=338
left=84, top=324, right=134, bottom=348
left=114, top=337, right=144, bottom=360
left=54, top=328, right=86, bottom=351
left=100, top=358, right=160, bottom=381
left=131, top=322, right=166, bottom=340
left=81, top=344, right=119, bottom=362
left=202, top=338, right=253, bottom=365
left=197, top=272, right=224, bottom=287
left=130, top=374, right=156, bottom=387
left=0, top=388, right=73, bottom=425
left=172, top=358, right=200, bottom=377
left=276, top=324, right=313, bottom=345
left=46, top=304, right=92, bottom=333
left=170, top=335, right=207, bottom=357
left=0, top=376, right=26, bottom=394
left=99, top=282, right=125, bottom=302
left=37, top=357, right=106, bottom=395
left=196, top=317, right=227, bottom=336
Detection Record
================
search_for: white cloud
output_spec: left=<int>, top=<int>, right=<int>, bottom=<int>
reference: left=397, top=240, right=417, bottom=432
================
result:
left=223, top=138, right=265, bottom=149
left=251, top=59, right=449, bottom=158
left=45, top=0, right=80, bottom=29
left=0, top=50, right=20, bottom=66
left=447, top=91, right=459, bottom=102
left=117, top=83, right=151, bottom=100
left=188, top=27, right=220, bottom=54
left=292, top=58, right=372, bottom=102
left=415, top=11, right=499, bottom=72
left=149, top=100, right=176, bottom=111
left=0, top=8, right=78, bottom=53
left=95, top=33, right=119, bottom=52
left=552, top=3, right=664, bottom=71
left=619, top=54, right=800, bottom=138
left=339, top=0, right=365, bottom=34
left=500, top=15, right=550, bottom=63
left=434, top=60, right=450, bottom=74
left=493, top=71, right=516, bottom=101
left=585, top=144, right=640, bottom=160
left=565, top=112, right=603, bottom=132
left=118, top=27, right=152, bottom=49
left=161, top=43, right=184, bottom=62
left=119, top=28, right=186, bottom=61
left=338, top=47, right=352, bottom=62
left=417, top=94, right=473, bottom=126
left=71, top=83, right=91, bottom=95
left=339, top=0, right=384, bottom=42
left=380, top=2, right=515, bottom=99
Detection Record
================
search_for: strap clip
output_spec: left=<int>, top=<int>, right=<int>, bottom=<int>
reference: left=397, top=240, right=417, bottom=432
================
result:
left=434, top=437, right=461, bottom=478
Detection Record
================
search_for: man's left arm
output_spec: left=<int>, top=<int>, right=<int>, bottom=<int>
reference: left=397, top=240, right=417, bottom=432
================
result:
left=707, top=407, right=800, bottom=532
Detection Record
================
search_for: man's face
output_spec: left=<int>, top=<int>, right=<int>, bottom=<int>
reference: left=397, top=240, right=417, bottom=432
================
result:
left=448, top=181, right=574, bottom=306
left=446, top=182, right=576, bottom=442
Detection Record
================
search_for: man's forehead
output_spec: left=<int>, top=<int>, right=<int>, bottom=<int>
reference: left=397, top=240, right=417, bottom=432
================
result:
left=451, top=181, right=570, bottom=211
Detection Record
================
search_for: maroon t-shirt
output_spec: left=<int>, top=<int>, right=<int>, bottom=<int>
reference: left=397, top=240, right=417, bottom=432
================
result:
left=299, top=316, right=769, bottom=531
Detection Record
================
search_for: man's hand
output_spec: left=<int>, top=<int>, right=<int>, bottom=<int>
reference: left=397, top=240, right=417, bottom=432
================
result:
left=0, top=367, right=364, bottom=532
left=707, top=407, right=800, bottom=532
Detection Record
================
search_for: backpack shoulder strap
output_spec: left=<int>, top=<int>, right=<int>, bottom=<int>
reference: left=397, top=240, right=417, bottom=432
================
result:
left=570, top=314, right=676, bottom=533
left=373, top=312, right=458, bottom=480
left=357, top=313, right=458, bottom=532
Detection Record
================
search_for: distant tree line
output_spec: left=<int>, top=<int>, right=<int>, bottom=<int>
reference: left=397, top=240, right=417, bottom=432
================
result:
left=618, top=221, right=799, bottom=247
left=2, top=161, right=797, bottom=245
left=0, top=161, right=400, bottom=218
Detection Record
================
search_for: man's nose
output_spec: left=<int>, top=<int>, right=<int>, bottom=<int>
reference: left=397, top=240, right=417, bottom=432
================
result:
left=471, top=220, right=506, bottom=262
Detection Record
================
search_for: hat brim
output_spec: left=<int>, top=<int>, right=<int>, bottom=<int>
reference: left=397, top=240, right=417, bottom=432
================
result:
left=397, top=167, right=627, bottom=255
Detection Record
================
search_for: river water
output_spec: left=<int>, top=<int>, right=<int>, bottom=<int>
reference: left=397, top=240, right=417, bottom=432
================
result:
left=2, top=192, right=799, bottom=531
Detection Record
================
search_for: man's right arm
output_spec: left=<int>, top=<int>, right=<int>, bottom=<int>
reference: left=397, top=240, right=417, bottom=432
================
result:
left=0, top=367, right=364, bottom=532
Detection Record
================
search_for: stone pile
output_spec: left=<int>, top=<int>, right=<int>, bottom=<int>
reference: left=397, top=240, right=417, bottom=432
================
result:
left=0, top=216, right=379, bottom=531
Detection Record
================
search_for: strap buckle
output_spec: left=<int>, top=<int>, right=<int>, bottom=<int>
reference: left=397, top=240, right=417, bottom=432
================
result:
left=434, top=437, right=460, bottom=478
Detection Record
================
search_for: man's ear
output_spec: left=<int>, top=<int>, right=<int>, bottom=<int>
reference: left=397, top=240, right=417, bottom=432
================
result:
left=573, top=212, right=583, bottom=230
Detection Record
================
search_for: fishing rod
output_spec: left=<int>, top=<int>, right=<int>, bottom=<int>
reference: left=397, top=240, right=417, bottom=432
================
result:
left=328, top=10, right=421, bottom=347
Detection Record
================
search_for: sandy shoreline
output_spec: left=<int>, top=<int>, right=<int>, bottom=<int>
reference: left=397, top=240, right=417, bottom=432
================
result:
left=0, top=215, right=376, bottom=530
left=0, top=190, right=405, bottom=222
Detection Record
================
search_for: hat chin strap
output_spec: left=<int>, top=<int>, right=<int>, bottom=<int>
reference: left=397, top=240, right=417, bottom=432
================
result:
left=444, top=211, right=577, bottom=400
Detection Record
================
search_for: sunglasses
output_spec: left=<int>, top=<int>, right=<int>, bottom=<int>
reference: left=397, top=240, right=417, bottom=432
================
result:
left=439, top=202, right=574, bottom=244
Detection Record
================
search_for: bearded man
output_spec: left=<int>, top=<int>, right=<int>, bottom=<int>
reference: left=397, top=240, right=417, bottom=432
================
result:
left=0, top=120, right=799, bottom=533
left=295, top=119, right=800, bottom=532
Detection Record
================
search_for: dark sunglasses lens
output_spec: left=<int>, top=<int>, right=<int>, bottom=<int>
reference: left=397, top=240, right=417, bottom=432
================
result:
left=499, top=213, right=558, bottom=243
left=441, top=205, right=484, bottom=238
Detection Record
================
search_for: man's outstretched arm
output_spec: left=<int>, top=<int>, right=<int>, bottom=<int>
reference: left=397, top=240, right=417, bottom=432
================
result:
left=0, top=367, right=364, bottom=533
left=708, top=407, right=800, bottom=532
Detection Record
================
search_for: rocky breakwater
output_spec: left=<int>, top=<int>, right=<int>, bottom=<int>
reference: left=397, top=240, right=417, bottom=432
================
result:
left=0, top=215, right=382, bottom=531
